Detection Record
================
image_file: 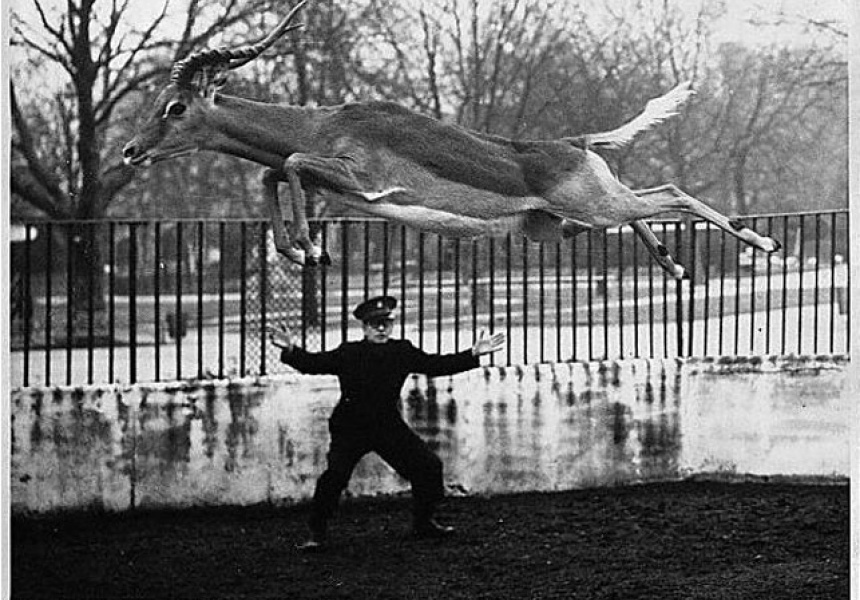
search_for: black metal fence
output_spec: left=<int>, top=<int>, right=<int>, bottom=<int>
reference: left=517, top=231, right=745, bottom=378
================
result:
left=9, top=210, right=849, bottom=388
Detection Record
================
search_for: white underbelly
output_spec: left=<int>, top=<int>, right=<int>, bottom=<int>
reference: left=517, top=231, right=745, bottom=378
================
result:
left=339, top=198, right=527, bottom=238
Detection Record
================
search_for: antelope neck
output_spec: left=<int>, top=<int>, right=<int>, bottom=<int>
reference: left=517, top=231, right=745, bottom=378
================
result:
left=205, top=95, right=323, bottom=168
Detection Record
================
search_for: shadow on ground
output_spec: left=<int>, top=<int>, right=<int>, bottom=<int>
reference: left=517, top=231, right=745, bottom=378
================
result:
left=11, top=481, right=848, bottom=599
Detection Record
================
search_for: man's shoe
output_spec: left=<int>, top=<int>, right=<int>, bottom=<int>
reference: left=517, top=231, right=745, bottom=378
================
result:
left=296, top=517, right=327, bottom=551
left=413, top=518, right=455, bottom=539
left=295, top=537, right=326, bottom=552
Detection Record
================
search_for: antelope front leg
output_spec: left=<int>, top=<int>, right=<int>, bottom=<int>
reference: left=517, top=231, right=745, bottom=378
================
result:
left=262, top=168, right=305, bottom=265
left=630, top=220, right=687, bottom=280
left=634, top=185, right=781, bottom=253
left=283, top=157, right=323, bottom=267
left=285, top=153, right=406, bottom=202
left=296, top=185, right=331, bottom=266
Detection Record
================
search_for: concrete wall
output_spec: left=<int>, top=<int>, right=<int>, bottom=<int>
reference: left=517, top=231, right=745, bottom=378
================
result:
left=10, top=355, right=850, bottom=514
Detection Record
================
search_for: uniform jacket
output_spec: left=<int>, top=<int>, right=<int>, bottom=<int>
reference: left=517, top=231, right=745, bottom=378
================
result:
left=281, top=339, right=479, bottom=430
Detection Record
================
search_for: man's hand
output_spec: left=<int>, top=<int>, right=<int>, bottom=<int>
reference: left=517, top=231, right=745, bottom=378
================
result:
left=267, top=325, right=294, bottom=351
left=472, top=330, right=505, bottom=356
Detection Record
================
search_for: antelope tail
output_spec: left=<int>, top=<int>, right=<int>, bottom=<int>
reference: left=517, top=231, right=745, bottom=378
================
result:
left=568, top=81, right=695, bottom=150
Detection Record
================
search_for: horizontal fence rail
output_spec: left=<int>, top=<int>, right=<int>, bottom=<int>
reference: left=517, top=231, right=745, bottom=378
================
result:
left=9, top=211, right=850, bottom=387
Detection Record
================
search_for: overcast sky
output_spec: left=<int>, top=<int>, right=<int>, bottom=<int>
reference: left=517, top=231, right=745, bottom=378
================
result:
left=10, top=0, right=848, bottom=45
left=6, top=0, right=848, bottom=95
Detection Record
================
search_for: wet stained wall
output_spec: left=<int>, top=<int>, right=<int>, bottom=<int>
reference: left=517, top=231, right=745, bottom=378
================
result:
left=9, top=356, right=849, bottom=514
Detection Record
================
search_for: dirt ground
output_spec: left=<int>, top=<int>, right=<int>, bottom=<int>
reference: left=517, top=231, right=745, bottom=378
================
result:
left=11, top=480, right=849, bottom=600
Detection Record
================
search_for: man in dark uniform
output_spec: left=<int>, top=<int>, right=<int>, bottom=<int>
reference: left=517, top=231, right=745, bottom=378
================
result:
left=269, top=295, right=504, bottom=550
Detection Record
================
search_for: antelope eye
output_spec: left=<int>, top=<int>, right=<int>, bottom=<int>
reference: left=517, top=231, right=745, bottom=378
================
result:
left=164, top=101, right=187, bottom=118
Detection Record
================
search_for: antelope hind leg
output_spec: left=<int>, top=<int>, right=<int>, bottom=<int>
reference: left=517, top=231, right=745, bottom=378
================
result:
left=521, top=210, right=593, bottom=242
left=262, top=169, right=306, bottom=265
left=634, top=185, right=781, bottom=253
left=630, top=220, right=687, bottom=280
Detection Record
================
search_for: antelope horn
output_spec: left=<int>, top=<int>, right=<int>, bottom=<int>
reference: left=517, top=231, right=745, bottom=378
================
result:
left=171, top=0, right=308, bottom=87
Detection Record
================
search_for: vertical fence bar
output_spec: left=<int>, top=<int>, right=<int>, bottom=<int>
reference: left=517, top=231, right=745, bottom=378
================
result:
left=687, top=222, right=697, bottom=358
left=489, top=238, right=496, bottom=366
left=321, top=223, right=330, bottom=350
left=128, top=223, right=138, bottom=383
left=845, top=213, right=851, bottom=353
left=601, top=231, right=609, bottom=360
left=675, top=223, right=684, bottom=358
left=829, top=213, right=837, bottom=354
left=522, top=238, right=529, bottom=363
left=218, top=222, right=226, bottom=379
left=259, top=222, right=268, bottom=376
left=632, top=229, right=640, bottom=358
left=364, top=221, right=371, bottom=299
left=436, top=235, right=443, bottom=354
left=175, top=222, right=183, bottom=380
left=765, top=217, right=774, bottom=354
left=586, top=232, right=594, bottom=361
left=702, top=225, right=711, bottom=356
left=555, top=242, right=562, bottom=362
left=22, top=225, right=33, bottom=386
left=341, top=223, right=350, bottom=344
left=154, top=223, right=162, bottom=381
left=400, top=226, right=407, bottom=341
left=748, top=217, right=757, bottom=355
left=65, top=225, right=74, bottom=385
left=813, top=216, right=821, bottom=354
left=472, top=240, right=479, bottom=347
left=45, top=223, right=53, bottom=386
left=647, top=235, right=654, bottom=359
left=108, top=223, right=115, bottom=382
left=571, top=237, right=579, bottom=361
left=418, top=232, right=425, bottom=349
left=539, top=243, right=545, bottom=363
left=506, top=233, right=512, bottom=366
left=780, top=216, right=789, bottom=355
left=733, top=233, right=741, bottom=356
left=86, top=223, right=95, bottom=383
left=661, top=224, right=669, bottom=358
left=198, top=222, right=205, bottom=378
left=239, top=222, right=247, bottom=376
left=454, top=239, right=461, bottom=351
left=617, top=228, right=625, bottom=359
left=382, top=222, right=390, bottom=296
left=797, top=215, right=805, bottom=354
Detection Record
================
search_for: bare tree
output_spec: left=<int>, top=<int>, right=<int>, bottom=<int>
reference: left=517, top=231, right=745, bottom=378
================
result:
left=10, top=0, right=267, bottom=325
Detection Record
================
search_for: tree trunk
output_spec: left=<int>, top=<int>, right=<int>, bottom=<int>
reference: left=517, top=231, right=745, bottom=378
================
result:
left=67, top=222, right=109, bottom=341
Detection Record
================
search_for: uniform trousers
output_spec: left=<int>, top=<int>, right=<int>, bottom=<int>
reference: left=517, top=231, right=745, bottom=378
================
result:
left=311, top=415, right=444, bottom=523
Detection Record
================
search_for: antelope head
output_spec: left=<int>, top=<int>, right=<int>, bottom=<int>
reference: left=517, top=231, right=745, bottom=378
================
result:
left=122, top=0, right=307, bottom=167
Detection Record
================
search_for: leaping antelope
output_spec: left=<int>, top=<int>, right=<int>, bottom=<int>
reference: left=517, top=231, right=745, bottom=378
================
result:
left=123, top=0, right=780, bottom=278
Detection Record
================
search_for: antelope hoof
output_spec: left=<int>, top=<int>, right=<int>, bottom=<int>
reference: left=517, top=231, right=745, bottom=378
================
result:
left=277, top=245, right=307, bottom=266
left=674, top=265, right=688, bottom=281
left=303, top=244, right=330, bottom=267
left=763, top=237, right=781, bottom=253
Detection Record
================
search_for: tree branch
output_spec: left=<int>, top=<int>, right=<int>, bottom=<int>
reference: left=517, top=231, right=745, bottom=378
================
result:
left=96, top=65, right=172, bottom=127
left=10, top=83, right=68, bottom=210
left=31, top=0, right=74, bottom=57
left=98, top=162, right=136, bottom=213
left=10, top=167, right=67, bottom=219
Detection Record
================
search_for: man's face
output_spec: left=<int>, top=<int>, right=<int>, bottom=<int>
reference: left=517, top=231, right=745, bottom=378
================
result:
left=363, top=316, right=394, bottom=344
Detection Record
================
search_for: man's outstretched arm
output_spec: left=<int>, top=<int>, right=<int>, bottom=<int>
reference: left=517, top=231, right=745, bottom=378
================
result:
left=409, top=330, right=506, bottom=377
left=268, top=325, right=342, bottom=375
